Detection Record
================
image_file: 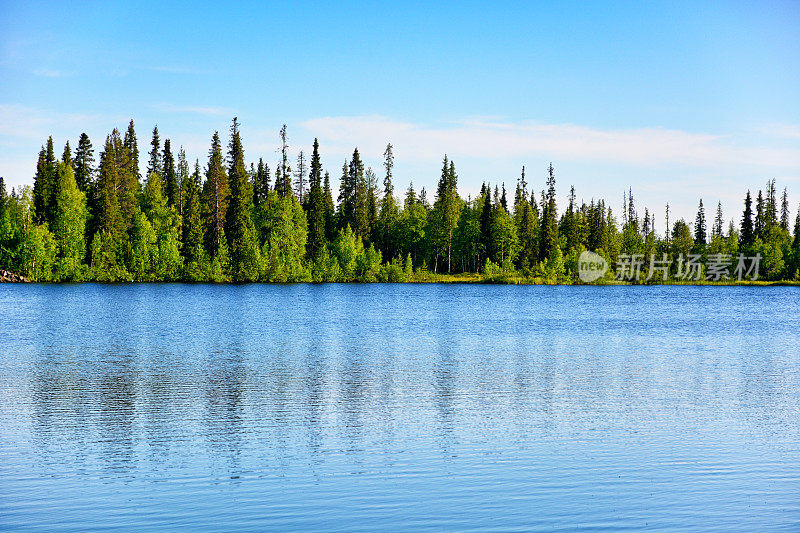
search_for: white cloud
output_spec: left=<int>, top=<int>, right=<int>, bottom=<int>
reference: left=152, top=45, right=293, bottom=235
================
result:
left=300, top=115, right=800, bottom=170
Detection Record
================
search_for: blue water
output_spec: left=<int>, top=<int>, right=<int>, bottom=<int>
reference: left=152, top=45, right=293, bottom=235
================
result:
left=1, top=284, right=799, bottom=531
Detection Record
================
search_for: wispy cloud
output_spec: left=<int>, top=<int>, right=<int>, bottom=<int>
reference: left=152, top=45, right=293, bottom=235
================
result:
left=32, top=68, right=72, bottom=78
left=300, top=116, right=800, bottom=170
left=0, top=104, right=105, bottom=139
left=146, top=65, right=209, bottom=75
left=758, top=124, right=800, bottom=140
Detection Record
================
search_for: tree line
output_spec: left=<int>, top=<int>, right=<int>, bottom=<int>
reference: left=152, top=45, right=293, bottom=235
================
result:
left=0, top=118, right=799, bottom=282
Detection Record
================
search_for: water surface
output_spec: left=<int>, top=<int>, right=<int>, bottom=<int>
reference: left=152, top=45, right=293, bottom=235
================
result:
left=1, top=284, right=799, bottom=530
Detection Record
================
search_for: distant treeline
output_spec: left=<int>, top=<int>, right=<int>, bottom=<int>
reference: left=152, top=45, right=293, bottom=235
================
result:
left=0, top=118, right=798, bottom=283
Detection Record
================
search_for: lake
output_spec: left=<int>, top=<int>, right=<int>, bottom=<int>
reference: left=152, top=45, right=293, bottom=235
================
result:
left=1, top=284, right=799, bottom=530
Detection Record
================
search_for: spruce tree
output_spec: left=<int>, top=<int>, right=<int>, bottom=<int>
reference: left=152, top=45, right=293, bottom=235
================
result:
left=479, top=183, right=494, bottom=261
left=305, top=138, right=325, bottom=261
left=432, top=155, right=460, bottom=272
left=96, top=133, right=125, bottom=238
left=405, top=181, right=416, bottom=209
left=177, top=148, right=189, bottom=217
left=323, top=171, right=336, bottom=242
left=181, top=161, right=204, bottom=267
left=741, top=190, right=754, bottom=247
left=766, top=179, right=777, bottom=227
left=694, top=199, right=706, bottom=245
left=148, top=126, right=161, bottom=176
left=713, top=201, right=724, bottom=237
left=162, top=138, right=178, bottom=208
left=540, top=163, right=559, bottom=261
left=61, top=141, right=72, bottom=167
left=275, top=124, right=292, bottom=197
left=780, top=188, right=790, bottom=231
left=73, top=133, right=94, bottom=193
left=294, top=150, right=307, bottom=203
left=377, top=143, right=398, bottom=258
left=253, top=158, right=270, bottom=206
left=792, top=206, right=800, bottom=277
left=33, top=146, right=49, bottom=224
left=33, top=137, right=57, bottom=225
left=755, top=190, right=765, bottom=240
left=365, top=167, right=379, bottom=242
left=352, top=152, right=369, bottom=238
left=118, top=125, right=140, bottom=231
left=124, top=120, right=140, bottom=182
left=224, top=118, right=260, bottom=280
left=202, top=131, right=229, bottom=259
left=339, top=151, right=362, bottom=233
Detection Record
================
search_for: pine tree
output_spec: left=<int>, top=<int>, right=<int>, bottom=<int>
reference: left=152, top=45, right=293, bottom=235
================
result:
left=162, top=138, right=178, bottom=208
left=305, top=138, right=326, bottom=261
left=741, top=190, right=754, bottom=247
left=73, top=133, right=94, bottom=193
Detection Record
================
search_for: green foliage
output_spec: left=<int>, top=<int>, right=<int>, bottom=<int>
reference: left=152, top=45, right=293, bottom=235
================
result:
left=52, top=163, right=88, bottom=281
left=259, top=191, right=309, bottom=282
left=21, top=224, right=57, bottom=281
left=142, top=172, right=183, bottom=280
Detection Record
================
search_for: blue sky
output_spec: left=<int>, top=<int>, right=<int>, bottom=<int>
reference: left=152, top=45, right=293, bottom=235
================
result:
left=1, top=1, right=799, bottom=226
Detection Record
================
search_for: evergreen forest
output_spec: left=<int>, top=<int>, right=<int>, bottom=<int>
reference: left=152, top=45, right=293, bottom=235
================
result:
left=1, top=119, right=799, bottom=283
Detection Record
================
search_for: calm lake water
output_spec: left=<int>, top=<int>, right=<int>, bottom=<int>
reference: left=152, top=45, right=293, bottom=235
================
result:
left=1, top=284, right=799, bottom=531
